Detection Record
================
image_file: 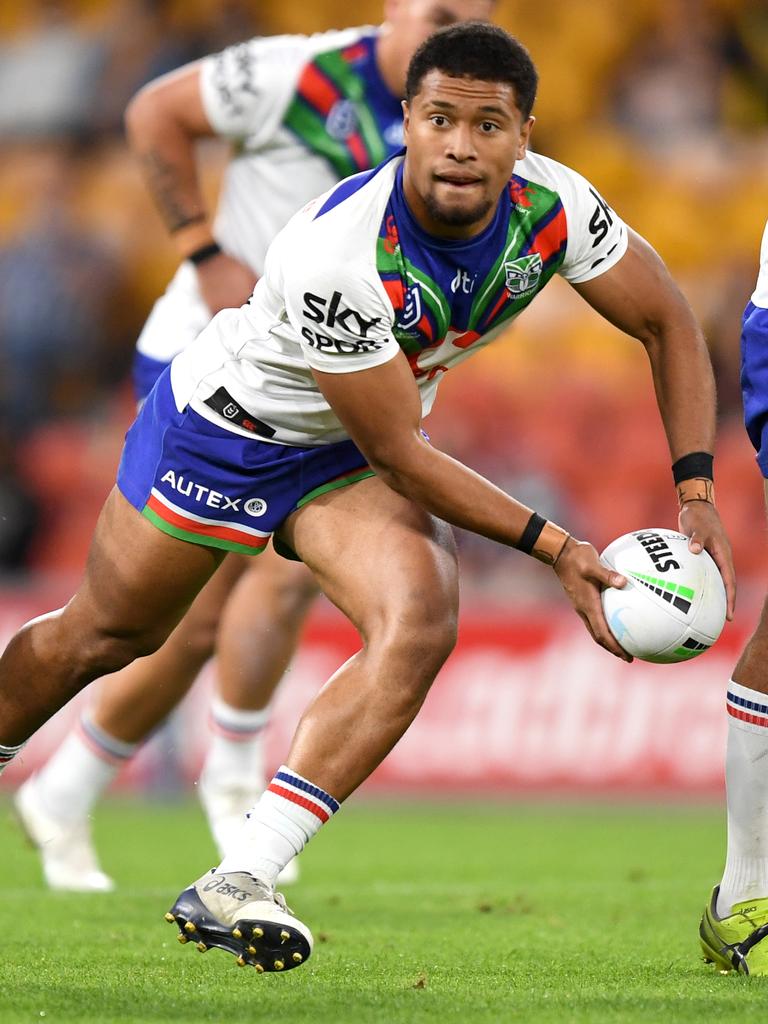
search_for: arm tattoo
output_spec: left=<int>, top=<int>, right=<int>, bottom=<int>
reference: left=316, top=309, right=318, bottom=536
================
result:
left=139, top=148, right=205, bottom=233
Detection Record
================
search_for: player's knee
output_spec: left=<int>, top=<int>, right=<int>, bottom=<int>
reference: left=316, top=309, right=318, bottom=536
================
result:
left=276, top=571, right=318, bottom=620
left=80, top=624, right=171, bottom=676
left=378, top=598, right=458, bottom=684
left=413, top=610, right=458, bottom=675
left=248, top=560, right=318, bottom=620
left=166, top=609, right=218, bottom=664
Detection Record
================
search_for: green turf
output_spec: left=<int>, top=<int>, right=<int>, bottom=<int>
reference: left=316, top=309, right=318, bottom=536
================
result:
left=1, top=797, right=766, bottom=1023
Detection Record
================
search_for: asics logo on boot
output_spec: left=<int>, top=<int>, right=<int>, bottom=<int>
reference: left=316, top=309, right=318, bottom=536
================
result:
left=202, top=875, right=253, bottom=902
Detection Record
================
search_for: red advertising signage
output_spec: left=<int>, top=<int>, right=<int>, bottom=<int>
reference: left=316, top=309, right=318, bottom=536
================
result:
left=0, top=587, right=745, bottom=794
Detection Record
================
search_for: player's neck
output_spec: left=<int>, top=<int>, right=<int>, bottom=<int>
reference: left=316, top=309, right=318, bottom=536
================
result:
left=374, top=27, right=405, bottom=99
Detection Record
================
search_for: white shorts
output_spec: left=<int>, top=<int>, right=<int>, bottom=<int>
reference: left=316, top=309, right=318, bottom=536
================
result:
left=135, top=262, right=212, bottom=364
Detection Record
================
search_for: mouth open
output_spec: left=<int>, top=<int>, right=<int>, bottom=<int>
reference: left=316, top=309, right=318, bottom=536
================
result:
left=434, top=173, right=483, bottom=189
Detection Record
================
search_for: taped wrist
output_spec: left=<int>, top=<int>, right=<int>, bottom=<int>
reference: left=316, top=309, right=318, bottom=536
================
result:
left=188, top=241, right=222, bottom=266
left=516, top=512, right=570, bottom=566
left=672, top=451, right=714, bottom=508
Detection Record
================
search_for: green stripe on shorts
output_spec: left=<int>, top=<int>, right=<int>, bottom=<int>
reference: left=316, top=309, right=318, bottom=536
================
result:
left=296, top=467, right=375, bottom=510
left=141, top=506, right=267, bottom=557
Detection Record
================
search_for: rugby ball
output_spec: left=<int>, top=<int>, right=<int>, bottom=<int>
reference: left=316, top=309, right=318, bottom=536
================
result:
left=600, top=528, right=726, bottom=663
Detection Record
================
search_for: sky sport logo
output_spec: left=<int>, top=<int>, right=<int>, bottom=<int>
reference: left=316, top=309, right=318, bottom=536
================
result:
left=301, top=290, right=385, bottom=354
left=160, top=470, right=267, bottom=516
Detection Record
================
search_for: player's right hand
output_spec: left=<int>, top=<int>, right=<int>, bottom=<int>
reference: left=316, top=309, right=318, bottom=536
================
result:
left=553, top=537, right=632, bottom=662
left=196, top=252, right=258, bottom=314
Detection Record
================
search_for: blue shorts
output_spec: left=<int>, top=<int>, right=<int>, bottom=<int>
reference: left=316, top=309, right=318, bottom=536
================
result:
left=741, top=301, right=768, bottom=476
left=117, top=368, right=373, bottom=556
left=133, top=351, right=170, bottom=403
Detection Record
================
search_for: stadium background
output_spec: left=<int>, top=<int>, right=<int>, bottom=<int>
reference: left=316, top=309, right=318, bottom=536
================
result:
left=0, top=0, right=766, bottom=795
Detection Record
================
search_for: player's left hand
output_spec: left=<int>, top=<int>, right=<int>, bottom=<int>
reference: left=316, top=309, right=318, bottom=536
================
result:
left=678, top=501, right=735, bottom=620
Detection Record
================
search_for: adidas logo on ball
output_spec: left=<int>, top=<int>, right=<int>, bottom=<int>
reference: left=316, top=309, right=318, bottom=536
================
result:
left=600, top=529, right=726, bottom=664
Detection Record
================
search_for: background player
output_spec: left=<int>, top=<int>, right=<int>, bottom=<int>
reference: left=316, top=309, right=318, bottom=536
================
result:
left=700, top=218, right=768, bottom=975
left=0, top=23, right=734, bottom=972
left=12, top=0, right=496, bottom=893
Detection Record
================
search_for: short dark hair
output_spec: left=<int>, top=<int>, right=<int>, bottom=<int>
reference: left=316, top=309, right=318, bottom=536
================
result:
left=405, top=23, right=538, bottom=120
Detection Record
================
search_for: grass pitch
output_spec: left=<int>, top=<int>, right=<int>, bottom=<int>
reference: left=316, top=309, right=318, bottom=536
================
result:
left=1, top=797, right=766, bottom=1023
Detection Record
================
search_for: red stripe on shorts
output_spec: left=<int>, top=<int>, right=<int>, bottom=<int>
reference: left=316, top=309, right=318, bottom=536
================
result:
left=146, top=494, right=267, bottom=550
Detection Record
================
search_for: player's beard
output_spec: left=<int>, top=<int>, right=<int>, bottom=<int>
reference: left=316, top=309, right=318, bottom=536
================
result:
left=423, top=188, right=494, bottom=229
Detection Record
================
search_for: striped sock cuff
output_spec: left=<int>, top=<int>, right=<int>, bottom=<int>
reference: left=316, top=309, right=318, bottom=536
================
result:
left=78, top=713, right=139, bottom=764
left=267, top=765, right=340, bottom=824
left=0, top=740, right=26, bottom=774
left=726, top=680, right=768, bottom=731
left=209, top=697, right=270, bottom=741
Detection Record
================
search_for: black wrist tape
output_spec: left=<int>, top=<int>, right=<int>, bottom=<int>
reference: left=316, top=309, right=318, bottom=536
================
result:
left=672, top=451, right=713, bottom=485
left=516, top=512, right=546, bottom=554
left=189, top=242, right=222, bottom=266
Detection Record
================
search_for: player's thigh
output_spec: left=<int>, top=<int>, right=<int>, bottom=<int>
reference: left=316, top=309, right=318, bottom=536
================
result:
left=170, top=551, right=248, bottom=648
left=65, top=487, right=225, bottom=643
left=279, top=477, right=458, bottom=635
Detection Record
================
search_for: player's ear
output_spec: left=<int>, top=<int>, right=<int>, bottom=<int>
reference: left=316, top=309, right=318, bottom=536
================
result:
left=402, top=99, right=410, bottom=143
left=517, top=116, right=535, bottom=159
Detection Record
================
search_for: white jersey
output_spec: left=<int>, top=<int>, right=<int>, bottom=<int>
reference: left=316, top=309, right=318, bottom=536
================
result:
left=170, top=149, right=628, bottom=446
left=752, top=219, right=768, bottom=309
left=137, top=27, right=404, bottom=364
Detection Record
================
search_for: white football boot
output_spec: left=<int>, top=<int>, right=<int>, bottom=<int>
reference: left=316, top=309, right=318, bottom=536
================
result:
left=197, top=775, right=300, bottom=885
left=13, top=776, right=115, bottom=892
left=167, top=869, right=311, bottom=972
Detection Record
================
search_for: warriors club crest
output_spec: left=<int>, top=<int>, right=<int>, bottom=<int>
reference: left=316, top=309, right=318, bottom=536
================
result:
left=504, top=253, right=543, bottom=296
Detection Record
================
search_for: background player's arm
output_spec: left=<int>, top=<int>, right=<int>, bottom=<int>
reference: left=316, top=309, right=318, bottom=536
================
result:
left=311, top=353, right=631, bottom=661
left=572, top=228, right=735, bottom=616
left=125, top=64, right=257, bottom=312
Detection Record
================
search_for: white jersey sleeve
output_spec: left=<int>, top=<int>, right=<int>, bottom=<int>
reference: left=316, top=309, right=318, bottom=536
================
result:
left=752, top=218, right=768, bottom=308
left=561, top=171, right=630, bottom=284
left=514, top=151, right=628, bottom=284
left=199, top=35, right=311, bottom=145
left=198, top=29, right=364, bottom=146
left=532, top=163, right=626, bottom=284
left=283, top=257, right=400, bottom=375
left=553, top=166, right=628, bottom=284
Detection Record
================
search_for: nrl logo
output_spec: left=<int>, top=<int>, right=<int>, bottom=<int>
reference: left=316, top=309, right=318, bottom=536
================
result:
left=504, top=253, right=542, bottom=296
left=396, top=284, right=423, bottom=331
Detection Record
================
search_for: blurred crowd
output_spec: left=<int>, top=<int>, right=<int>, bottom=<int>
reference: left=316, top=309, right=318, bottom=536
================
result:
left=0, top=0, right=766, bottom=603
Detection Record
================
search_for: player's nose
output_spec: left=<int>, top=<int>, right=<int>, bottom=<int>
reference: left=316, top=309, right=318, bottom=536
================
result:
left=444, top=124, right=477, bottom=161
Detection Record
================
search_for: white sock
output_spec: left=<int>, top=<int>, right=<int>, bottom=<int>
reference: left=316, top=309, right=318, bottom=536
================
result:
left=717, top=679, right=768, bottom=916
left=31, top=712, right=138, bottom=825
left=200, top=697, right=269, bottom=790
left=218, top=765, right=340, bottom=886
left=0, top=740, right=26, bottom=776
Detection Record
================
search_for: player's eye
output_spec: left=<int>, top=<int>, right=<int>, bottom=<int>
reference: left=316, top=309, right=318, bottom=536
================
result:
left=479, top=121, right=499, bottom=133
left=430, top=115, right=449, bottom=127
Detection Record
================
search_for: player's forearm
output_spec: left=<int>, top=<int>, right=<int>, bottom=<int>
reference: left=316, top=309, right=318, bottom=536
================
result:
left=125, top=87, right=214, bottom=258
left=643, top=319, right=717, bottom=461
left=370, top=436, right=565, bottom=557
